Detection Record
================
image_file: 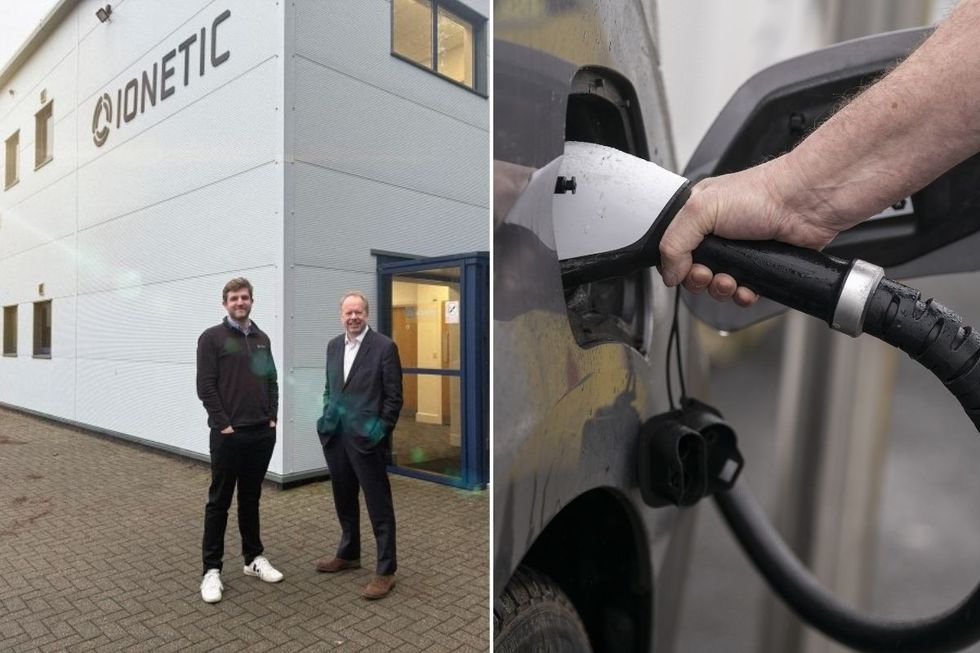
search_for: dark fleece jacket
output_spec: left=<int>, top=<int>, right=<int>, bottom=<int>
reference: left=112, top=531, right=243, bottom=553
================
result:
left=196, top=319, right=278, bottom=430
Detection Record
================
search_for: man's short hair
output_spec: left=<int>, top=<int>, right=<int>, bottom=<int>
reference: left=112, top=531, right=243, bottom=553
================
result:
left=223, top=277, right=254, bottom=302
left=340, top=291, right=369, bottom=314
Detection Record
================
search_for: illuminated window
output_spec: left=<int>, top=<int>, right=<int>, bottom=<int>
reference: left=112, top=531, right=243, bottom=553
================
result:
left=4, top=130, right=18, bottom=189
left=33, top=300, right=51, bottom=358
left=392, top=0, right=483, bottom=92
left=35, top=101, right=53, bottom=168
left=436, top=7, right=473, bottom=87
left=3, top=305, right=16, bottom=356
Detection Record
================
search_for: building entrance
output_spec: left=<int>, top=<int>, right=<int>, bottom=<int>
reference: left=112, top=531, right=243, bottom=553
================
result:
left=379, top=253, right=487, bottom=489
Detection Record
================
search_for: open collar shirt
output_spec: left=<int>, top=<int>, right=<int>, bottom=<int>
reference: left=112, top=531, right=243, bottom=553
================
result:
left=343, top=324, right=369, bottom=383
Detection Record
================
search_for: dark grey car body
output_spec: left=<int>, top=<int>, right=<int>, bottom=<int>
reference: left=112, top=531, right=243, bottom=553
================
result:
left=493, top=2, right=701, bottom=650
left=493, top=11, right=977, bottom=651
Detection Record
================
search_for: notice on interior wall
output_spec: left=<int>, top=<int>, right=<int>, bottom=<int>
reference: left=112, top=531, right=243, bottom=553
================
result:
left=444, top=300, right=460, bottom=324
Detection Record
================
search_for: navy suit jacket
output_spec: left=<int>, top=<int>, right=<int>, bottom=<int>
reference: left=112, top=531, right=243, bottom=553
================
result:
left=316, top=328, right=403, bottom=452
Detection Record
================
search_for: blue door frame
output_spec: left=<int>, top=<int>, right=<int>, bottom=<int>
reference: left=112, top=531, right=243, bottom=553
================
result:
left=378, top=252, right=488, bottom=490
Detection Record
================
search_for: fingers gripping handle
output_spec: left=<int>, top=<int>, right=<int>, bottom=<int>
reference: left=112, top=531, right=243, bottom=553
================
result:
left=691, top=235, right=850, bottom=324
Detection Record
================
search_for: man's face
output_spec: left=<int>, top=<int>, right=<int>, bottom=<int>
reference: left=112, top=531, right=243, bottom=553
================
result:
left=223, top=288, right=253, bottom=323
left=341, top=296, right=368, bottom=338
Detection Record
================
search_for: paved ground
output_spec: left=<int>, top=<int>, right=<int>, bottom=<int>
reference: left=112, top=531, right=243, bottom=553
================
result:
left=0, top=407, right=489, bottom=652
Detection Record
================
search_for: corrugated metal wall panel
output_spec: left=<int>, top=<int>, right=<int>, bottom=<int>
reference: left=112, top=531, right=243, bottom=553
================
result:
left=28, top=103, right=78, bottom=188
left=74, top=355, right=287, bottom=474
left=291, top=265, right=376, bottom=370
left=51, top=294, right=77, bottom=360
left=284, top=1, right=488, bottom=477
left=76, top=266, right=279, bottom=366
left=0, top=0, right=288, bottom=468
left=0, top=294, right=79, bottom=369
left=294, top=0, right=487, bottom=131
left=76, top=0, right=280, bottom=172
left=0, top=10, right=76, bottom=120
left=0, top=236, right=76, bottom=304
left=77, top=0, right=229, bottom=102
left=0, top=60, right=78, bottom=218
left=293, top=162, right=487, bottom=272
left=76, top=163, right=279, bottom=294
left=77, top=59, right=279, bottom=231
left=74, top=266, right=283, bottom=469
left=293, top=57, right=488, bottom=209
left=75, top=358, right=203, bottom=452
left=0, top=357, right=75, bottom=420
left=288, top=366, right=328, bottom=475
left=0, top=173, right=76, bottom=259
left=0, top=51, right=76, bottom=161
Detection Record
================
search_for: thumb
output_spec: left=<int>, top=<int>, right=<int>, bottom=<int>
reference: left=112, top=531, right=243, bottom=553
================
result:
left=658, top=212, right=707, bottom=287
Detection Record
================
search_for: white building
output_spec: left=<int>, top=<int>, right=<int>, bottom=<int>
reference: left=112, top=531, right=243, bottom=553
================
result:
left=0, top=0, right=489, bottom=487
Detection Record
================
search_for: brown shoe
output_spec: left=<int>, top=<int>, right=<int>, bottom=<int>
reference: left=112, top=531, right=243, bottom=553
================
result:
left=362, top=574, right=396, bottom=600
left=315, top=556, right=361, bottom=573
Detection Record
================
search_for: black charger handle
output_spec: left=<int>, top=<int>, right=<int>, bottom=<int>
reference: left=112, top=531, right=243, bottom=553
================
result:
left=692, top=234, right=980, bottom=433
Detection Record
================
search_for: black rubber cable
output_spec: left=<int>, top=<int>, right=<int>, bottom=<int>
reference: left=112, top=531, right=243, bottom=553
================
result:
left=715, top=483, right=980, bottom=653
left=672, top=287, right=688, bottom=402
left=687, top=236, right=980, bottom=651
left=863, top=278, right=980, bottom=432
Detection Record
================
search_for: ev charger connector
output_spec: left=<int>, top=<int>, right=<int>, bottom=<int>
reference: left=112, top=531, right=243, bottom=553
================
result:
left=551, top=141, right=980, bottom=652
left=554, top=141, right=886, bottom=339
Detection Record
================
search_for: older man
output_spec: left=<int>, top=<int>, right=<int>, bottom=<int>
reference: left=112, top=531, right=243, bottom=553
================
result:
left=316, top=291, right=403, bottom=599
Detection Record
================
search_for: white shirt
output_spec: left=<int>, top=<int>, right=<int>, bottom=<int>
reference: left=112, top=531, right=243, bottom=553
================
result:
left=343, top=325, right=369, bottom=382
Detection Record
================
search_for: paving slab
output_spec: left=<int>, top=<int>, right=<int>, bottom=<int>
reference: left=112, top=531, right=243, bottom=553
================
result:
left=0, top=407, right=489, bottom=652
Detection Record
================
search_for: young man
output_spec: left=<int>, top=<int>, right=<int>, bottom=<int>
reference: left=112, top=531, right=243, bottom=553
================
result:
left=197, top=277, right=283, bottom=603
left=316, top=291, right=403, bottom=600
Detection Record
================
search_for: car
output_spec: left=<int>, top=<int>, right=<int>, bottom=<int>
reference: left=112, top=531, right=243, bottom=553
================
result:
left=492, top=4, right=980, bottom=650
left=493, top=4, right=705, bottom=650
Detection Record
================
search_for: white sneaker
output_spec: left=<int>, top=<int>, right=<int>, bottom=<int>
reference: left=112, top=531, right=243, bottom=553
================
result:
left=244, top=555, right=283, bottom=583
left=200, top=569, right=223, bottom=603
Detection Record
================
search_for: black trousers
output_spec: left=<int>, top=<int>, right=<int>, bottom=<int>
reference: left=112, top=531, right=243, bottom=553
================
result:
left=202, top=424, right=276, bottom=574
left=322, top=433, right=397, bottom=575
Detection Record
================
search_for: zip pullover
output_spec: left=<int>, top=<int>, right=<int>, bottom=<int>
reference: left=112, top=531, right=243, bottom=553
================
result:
left=196, top=318, right=279, bottom=430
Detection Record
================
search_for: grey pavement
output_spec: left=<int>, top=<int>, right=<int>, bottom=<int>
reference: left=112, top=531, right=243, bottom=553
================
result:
left=0, top=407, right=489, bottom=652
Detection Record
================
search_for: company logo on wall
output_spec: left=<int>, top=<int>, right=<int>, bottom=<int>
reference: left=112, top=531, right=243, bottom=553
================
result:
left=91, top=9, right=231, bottom=147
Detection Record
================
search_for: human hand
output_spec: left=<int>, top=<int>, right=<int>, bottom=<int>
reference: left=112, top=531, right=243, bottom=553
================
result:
left=220, top=426, right=234, bottom=434
left=658, top=160, right=843, bottom=306
left=269, top=420, right=276, bottom=428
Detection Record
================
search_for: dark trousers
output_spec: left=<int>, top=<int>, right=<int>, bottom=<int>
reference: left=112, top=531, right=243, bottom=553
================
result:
left=322, top=433, right=397, bottom=575
left=202, top=424, right=276, bottom=574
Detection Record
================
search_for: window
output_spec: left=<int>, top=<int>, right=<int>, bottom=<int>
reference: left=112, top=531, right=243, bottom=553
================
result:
left=35, top=101, right=53, bottom=168
left=4, top=130, right=18, bottom=189
left=33, top=300, right=51, bottom=358
left=3, top=305, right=16, bottom=356
left=392, top=0, right=483, bottom=92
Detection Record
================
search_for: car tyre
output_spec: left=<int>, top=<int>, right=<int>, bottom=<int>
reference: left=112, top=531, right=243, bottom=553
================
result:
left=494, top=565, right=592, bottom=652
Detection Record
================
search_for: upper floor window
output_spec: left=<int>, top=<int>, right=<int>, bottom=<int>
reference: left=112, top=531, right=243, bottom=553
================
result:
left=35, top=101, right=53, bottom=169
left=33, top=300, right=51, bottom=358
left=4, top=131, right=18, bottom=189
left=3, top=305, right=16, bottom=356
left=392, top=0, right=483, bottom=92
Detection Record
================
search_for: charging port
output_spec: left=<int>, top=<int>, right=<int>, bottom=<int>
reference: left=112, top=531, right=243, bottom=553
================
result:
left=563, top=68, right=653, bottom=353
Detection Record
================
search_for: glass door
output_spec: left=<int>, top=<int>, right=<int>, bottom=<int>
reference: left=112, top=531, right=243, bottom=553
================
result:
left=379, top=253, right=488, bottom=489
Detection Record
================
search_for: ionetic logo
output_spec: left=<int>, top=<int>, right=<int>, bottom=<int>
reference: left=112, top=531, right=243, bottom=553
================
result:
left=90, top=9, right=231, bottom=147
left=91, top=93, right=112, bottom=146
